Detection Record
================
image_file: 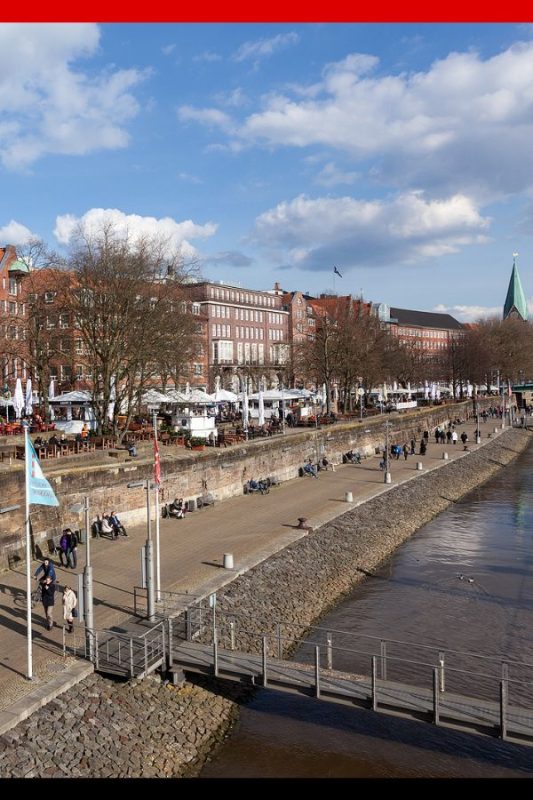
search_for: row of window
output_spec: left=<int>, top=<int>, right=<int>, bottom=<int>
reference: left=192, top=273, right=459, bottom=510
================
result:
left=0, top=300, right=25, bottom=316
left=211, top=341, right=288, bottom=365
left=209, top=287, right=279, bottom=307
left=398, top=327, right=455, bottom=339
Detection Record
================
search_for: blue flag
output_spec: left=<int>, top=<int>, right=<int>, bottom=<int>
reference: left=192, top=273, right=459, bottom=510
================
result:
left=26, top=436, right=59, bottom=507
left=333, top=266, right=343, bottom=278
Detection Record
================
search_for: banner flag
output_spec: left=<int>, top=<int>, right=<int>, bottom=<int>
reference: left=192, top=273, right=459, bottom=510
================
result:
left=154, top=438, right=161, bottom=486
left=26, top=436, right=59, bottom=507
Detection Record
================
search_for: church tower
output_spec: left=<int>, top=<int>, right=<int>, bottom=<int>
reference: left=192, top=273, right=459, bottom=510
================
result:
left=503, top=254, right=528, bottom=321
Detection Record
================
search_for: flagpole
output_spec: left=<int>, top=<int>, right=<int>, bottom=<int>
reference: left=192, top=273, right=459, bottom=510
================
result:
left=153, top=410, right=161, bottom=602
left=24, top=424, right=33, bottom=681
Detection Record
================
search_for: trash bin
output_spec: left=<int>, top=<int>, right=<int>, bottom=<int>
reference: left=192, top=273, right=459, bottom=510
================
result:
left=187, top=498, right=196, bottom=512
left=77, top=527, right=85, bottom=544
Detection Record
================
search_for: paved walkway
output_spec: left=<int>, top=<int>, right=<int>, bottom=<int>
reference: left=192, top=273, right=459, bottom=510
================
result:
left=0, top=419, right=508, bottom=715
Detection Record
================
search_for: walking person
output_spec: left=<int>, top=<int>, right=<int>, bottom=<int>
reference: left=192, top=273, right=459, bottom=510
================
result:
left=62, top=585, right=77, bottom=634
left=41, top=575, right=56, bottom=631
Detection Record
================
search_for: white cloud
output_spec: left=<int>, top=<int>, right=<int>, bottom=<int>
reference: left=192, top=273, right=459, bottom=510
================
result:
left=0, top=24, right=147, bottom=170
left=0, top=220, right=38, bottom=245
left=433, top=304, right=501, bottom=322
left=178, top=105, right=235, bottom=134
left=184, top=41, right=533, bottom=202
left=193, top=51, right=222, bottom=63
left=214, top=88, right=248, bottom=108
left=233, top=32, right=299, bottom=63
left=53, top=208, right=217, bottom=260
left=253, top=192, right=490, bottom=271
left=315, top=162, right=360, bottom=187
left=162, top=44, right=176, bottom=56
left=177, top=171, right=202, bottom=184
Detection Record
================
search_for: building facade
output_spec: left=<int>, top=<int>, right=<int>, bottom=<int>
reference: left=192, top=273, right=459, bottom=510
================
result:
left=184, top=281, right=290, bottom=391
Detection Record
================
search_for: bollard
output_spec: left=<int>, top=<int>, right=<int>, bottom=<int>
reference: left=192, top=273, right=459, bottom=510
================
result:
left=416, top=461, right=423, bottom=471
left=493, top=427, right=499, bottom=434
left=384, top=472, right=392, bottom=484
left=442, top=452, right=448, bottom=460
left=345, top=491, right=353, bottom=503
left=223, top=553, right=234, bottom=569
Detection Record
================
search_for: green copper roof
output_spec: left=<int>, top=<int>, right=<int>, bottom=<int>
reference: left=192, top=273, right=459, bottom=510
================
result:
left=8, top=259, right=30, bottom=274
left=503, top=263, right=528, bottom=321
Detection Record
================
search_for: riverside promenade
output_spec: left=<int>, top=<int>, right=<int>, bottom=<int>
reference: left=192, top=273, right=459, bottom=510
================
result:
left=0, top=418, right=517, bottom=721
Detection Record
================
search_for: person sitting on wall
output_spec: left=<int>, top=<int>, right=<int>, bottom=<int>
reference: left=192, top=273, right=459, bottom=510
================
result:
left=109, top=511, right=127, bottom=536
left=127, top=443, right=137, bottom=457
left=100, top=515, right=114, bottom=538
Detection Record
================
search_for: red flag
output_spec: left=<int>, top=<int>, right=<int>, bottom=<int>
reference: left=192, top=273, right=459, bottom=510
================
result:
left=154, top=438, right=161, bottom=486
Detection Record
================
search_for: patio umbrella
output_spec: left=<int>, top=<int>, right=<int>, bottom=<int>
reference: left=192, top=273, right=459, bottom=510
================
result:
left=13, top=378, right=24, bottom=419
left=243, top=390, right=249, bottom=432
left=25, top=378, right=33, bottom=416
left=258, top=389, right=265, bottom=427
left=48, top=378, right=55, bottom=421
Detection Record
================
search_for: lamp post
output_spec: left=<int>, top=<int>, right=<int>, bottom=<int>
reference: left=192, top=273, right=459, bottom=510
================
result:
left=69, top=497, right=94, bottom=660
left=384, top=422, right=392, bottom=484
left=128, top=480, right=155, bottom=621
left=152, top=410, right=161, bottom=602
left=280, top=383, right=285, bottom=434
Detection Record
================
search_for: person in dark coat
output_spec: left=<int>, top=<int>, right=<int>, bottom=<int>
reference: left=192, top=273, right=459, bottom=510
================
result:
left=40, top=575, right=56, bottom=631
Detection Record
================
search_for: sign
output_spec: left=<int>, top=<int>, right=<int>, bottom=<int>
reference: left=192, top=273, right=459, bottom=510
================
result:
left=357, top=388, right=365, bottom=397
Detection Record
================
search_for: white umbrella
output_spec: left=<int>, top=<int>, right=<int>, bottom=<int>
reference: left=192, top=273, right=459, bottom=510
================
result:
left=13, top=378, right=24, bottom=419
left=107, top=375, right=116, bottom=422
left=25, top=378, right=33, bottom=416
left=258, top=389, right=265, bottom=426
left=243, top=391, right=249, bottom=431
left=48, top=379, right=56, bottom=420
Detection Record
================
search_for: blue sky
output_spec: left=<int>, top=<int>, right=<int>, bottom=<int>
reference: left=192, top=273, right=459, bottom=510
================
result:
left=2, top=22, right=533, bottom=321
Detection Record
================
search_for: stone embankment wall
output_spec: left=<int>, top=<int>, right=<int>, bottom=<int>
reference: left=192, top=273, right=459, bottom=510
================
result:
left=0, top=400, right=483, bottom=570
left=0, top=427, right=529, bottom=778
left=0, top=672, right=247, bottom=778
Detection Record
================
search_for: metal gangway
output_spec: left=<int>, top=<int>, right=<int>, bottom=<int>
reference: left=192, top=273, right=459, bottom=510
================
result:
left=168, top=601, right=533, bottom=748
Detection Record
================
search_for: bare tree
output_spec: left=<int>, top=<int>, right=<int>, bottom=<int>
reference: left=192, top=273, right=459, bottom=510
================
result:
left=59, top=224, right=200, bottom=437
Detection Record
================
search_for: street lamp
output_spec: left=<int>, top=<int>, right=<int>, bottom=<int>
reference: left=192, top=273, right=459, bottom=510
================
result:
left=384, top=422, right=392, bottom=484
left=69, top=497, right=94, bottom=660
left=128, top=480, right=155, bottom=622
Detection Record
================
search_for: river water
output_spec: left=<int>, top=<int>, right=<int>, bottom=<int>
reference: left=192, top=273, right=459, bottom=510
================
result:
left=201, top=443, right=533, bottom=778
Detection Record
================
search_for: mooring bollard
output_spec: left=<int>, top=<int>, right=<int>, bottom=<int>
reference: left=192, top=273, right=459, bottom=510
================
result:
left=416, top=461, right=423, bottom=471
left=223, top=553, right=234, bottom=569
left=442, top=452, right=448, bottom=460
left=494, top=427, right=499, bottom=434
left=345, top=491, right=353, bottom=503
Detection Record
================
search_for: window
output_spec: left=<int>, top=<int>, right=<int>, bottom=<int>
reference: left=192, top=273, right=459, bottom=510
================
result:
left=75, top=364, right=84, bottom=378
left=8, top=278, right=17, bottom=296
left=59, top=313, right=69, bottom=329
left=8, top=302, right=16, bottom=315
left=212, top=340, right=233, bottom=364
left=60, top=365, right=72, bottom=381
left=44, top=291, right=56, bottom=304
left=194, top=363, right=202, bottom=375
left=75, top=339, right=83, bottom=354
left=191, top=303, right=201, bottom=315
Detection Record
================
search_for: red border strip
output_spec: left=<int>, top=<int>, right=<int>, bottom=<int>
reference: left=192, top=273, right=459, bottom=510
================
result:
left=4, top=2, right=533, bottom=23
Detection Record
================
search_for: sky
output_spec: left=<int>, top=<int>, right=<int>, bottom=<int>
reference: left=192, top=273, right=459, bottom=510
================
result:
left=2, top=22, right=533, bottom=321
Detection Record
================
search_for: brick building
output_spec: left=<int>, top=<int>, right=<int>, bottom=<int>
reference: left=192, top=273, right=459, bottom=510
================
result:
left=387, top=306, right=464, bottom=352
left=184, top=280, right=290, bottom=391
left=0, top=245, right=31, bottom=390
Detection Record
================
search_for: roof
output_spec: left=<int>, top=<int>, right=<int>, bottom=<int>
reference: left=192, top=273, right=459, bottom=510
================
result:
left=390, top=307, right=464, bottom=331
left=503, top=263, right=528, bottom=321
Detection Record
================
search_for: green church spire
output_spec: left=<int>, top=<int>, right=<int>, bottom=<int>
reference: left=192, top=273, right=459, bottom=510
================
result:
left=503, top=253, right=528, bottom=321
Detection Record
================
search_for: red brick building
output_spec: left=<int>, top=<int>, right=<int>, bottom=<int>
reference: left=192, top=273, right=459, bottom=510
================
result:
left=388, top=307, right=464, bottom=353
left=184, top=280, right=290, bottom=391
left=0, top=245, right=31, bottom=390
